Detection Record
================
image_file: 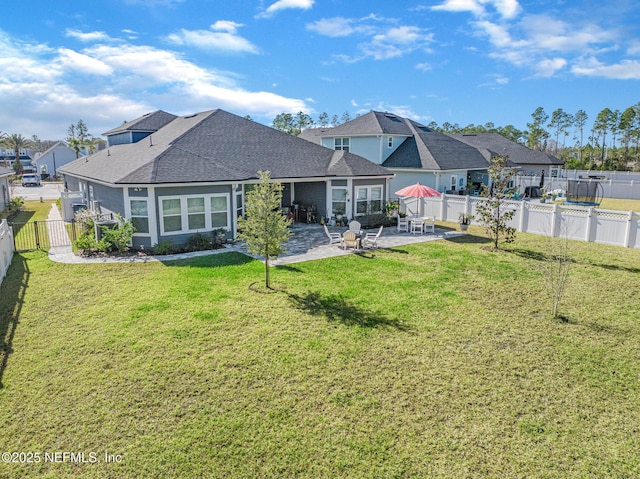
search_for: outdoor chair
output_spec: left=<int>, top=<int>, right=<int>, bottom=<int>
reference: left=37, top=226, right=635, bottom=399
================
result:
left=348, top=220, right=362, bottom=234
left=362, top=226, right=383, bottom=249
left=410, top=218, right=425, bottom=235
left=323, top=223, right=342, bottom=246
left=397, top=216, right=408, bottom=232
left=342, top=230, right=360, bottom=250
left=422, top=216, right=435, bottom=233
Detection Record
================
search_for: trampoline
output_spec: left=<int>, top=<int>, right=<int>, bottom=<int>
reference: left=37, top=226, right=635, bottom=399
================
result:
left=564, top=179, right=603, bottom=206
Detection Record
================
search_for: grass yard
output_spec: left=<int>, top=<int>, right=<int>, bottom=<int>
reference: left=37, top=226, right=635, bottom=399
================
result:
left=597, top=197, right=640, bottom=212
left=0, top=233, right=639, bottom=478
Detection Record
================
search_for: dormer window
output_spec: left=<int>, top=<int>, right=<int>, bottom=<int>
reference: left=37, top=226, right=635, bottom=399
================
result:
left=334, top=137, right=350, bottom=152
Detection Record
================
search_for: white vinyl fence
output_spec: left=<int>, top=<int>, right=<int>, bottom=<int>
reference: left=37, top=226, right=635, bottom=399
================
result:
left=400, top=195, right=640, bottom=249
left=0, top=219, right=15, bottom=287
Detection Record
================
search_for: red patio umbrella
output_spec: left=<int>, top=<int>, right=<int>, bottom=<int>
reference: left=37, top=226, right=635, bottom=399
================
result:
left=395, top=182, right=441, bottom=216
left=395, top=182, right=442, bottom=198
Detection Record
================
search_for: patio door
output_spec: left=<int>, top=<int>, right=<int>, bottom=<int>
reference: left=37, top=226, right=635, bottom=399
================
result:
left=331, top=187, right=347, bottom=218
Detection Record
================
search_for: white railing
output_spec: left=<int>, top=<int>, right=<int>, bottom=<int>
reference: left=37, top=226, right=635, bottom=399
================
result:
left=401, top=195, right=640, bottom=249
left=0, top=219, right=15, bottom=286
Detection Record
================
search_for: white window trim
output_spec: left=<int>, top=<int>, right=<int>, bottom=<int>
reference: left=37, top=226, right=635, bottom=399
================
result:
left=129, top=198, right=150, bottom=237
left=159, top=193, right=231, bottom=236
left=334, top=137, right=350, bottom=151
left=387, top=136, right=393, bottom=148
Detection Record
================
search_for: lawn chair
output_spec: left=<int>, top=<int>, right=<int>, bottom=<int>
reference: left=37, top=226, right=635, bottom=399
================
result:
left=348, top=220, right=362, bottom=234
left=323, top=223, right=342, bottom=245
left=410, top=218, right=424, bottom=235
left=362, top=226, right=383, bottom=249
left=342, top=230, right=360, bottom=250
left=422, top=216, right=435, bottom=233
left=397, top=216, right=408, bottom=232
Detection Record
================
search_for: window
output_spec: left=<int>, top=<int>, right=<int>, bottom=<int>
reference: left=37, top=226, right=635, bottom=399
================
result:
left=331, top=188, right=347, bottom=216
left=387, top=136, right=393, bottom=148
left=159, top=194, right=230, bottom=235
left=334, top=137, right=350, bottom=152
left=130, top=199, right=149, bottom=234
left=162, top=198, right=182, bottom=233
left=235, top=192, right=244, bottom=221
left=356, top=186, right=383, bottom=215
left=187, top=197, right=206, bottom=230
left=210, top=196, right=228, bottom=227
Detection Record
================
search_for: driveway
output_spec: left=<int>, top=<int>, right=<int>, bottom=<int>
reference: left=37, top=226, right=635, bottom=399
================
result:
left=9, top=182, right=65, bottom=201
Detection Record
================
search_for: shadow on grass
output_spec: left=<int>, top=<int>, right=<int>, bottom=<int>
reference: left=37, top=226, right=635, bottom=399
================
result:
left=275, top=265, right=303, bottom=273
left=287, top=291, right=412, bottom=331
left=160, top=251, right=255, bottom=268
left=444, top=234, right=492, bottom=245
left=0, top=254, right=29, bottom=389
left=591, top=262, right=640, bottom=274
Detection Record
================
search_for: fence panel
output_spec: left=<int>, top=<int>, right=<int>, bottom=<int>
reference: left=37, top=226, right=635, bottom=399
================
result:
left=0, top=219, right=14, bottom=287
left=9, top=220, right=77, bottom=252
left=416, top=196, right=640, bottom=249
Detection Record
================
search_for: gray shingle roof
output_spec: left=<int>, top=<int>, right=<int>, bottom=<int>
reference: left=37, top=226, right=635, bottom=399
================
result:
left=383, top=118, right=490, bottom=170
left=61, top=109, right=392, bottom=184
left=313, top=111, right=421, bottom=137
left=448, top=133, right=564, bottom=166
left=102, top=110, right=178, bottom=136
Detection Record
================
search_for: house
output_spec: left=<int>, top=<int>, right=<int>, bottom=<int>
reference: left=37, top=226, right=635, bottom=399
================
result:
left=447, top=132, right=564, bottom=179
left=0, top=166, right=12, bottom=212
left=31, top=142, right=78, bottom=179
left=0, top=148, right=35, bottom=172
left=59, top=109, right=393, bottom=248
left=299, top=111, right=490, bottom=195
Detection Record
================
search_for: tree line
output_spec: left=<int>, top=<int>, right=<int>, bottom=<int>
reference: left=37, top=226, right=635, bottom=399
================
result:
left=271, top=102, right=640, bottom=171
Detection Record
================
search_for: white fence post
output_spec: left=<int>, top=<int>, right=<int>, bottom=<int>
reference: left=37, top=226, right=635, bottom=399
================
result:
left=0, top=219, right=15, bottom=286
left=519, top=200, right=527, bottom=232
left=585, top=208, right=594, bottom=243
left=624, top=211, right=633, bottom=248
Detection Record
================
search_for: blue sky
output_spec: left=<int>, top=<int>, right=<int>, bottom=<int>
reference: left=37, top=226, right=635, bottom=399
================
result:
left=1, top=0, right=639, bottom=140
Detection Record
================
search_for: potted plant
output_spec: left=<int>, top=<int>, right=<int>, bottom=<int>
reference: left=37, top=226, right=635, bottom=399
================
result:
left=458, top=213, right=472, bottom=232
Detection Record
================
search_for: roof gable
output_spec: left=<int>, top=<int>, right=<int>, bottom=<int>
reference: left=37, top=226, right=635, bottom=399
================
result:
left=102, top=110, right=178, bottom=136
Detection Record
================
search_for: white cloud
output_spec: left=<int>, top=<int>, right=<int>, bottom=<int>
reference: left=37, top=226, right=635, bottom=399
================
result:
left=65, top=29, right=113, bottom=43
left=166, top=27, right=259, bottom=54
left=56, top=48, right=113, bottom=75
left=308, top=17, right=434, bottom=62
left=258, top=0, right=314, bottom=18
left=533, top=57, right=567, bottom=77
left=306, top=17, right=355, bottom=37
left=572, top=58, right=640, bottom=80
left=431, top=0, right=484, bottom=16
left=416, top=62, right=432, bottom=72
left=0, top=31, right=309, bottom=138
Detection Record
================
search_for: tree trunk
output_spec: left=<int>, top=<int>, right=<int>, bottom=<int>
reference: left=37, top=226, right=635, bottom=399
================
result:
left=265, top=254, right=270, bottom=289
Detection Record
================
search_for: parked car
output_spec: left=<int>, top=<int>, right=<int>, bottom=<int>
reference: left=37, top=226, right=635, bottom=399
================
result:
left=21, top=173, right=41, bottom=187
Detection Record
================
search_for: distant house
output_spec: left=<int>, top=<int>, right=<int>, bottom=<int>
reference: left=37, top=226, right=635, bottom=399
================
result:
left=0, top=147, right=35, bottom=172
left=447, top=133, right=564, bottom=178
left=0, top=166, right=12, bottom=211
left=31, top=142, right=78, bottom=178
left=59, top=109, right=393, bottom=248
left=299, top=111, right=489, bottom=194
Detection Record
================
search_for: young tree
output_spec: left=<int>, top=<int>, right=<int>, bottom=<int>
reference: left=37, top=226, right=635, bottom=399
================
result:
left=475, top=155, right=517, bottom=249
left=237, top=170, right=292, bottom=289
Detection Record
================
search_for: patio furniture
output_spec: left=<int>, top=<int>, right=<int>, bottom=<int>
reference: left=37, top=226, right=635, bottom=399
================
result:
left=410, top=218, right=425, bottom=235
left=342, top=230, right=360, bottom=250
left=362, top=226, right=383, bottom=248
left=397, top=216, right=408, bottom=232
left=423, top=216, right=435, bottom=233
left=323, top=223, right=342, bottom=245
left=348, top=220, right=362, bottom=234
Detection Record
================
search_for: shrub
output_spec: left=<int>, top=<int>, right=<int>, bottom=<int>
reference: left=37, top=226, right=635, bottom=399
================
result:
left=185, top=233, right=213, bottom=252
left=74, top=231, right=110, bottom=254
left=100, top=215, right=136, bottom=253
left=152, top=240, right=177, bottom=255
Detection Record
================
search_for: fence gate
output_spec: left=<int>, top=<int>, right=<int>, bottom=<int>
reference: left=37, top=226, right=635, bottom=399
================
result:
left=9, top=220, right=78, bottom=252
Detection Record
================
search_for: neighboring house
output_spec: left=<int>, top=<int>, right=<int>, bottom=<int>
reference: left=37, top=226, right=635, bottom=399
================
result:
left=31, top=142, right=78, bottom=178
left=299, top=111, right=489, bottom=194
left=447, top=132, right=564, bottom=179
left=59, top=109, right=393, bottom=248
left=0, top=166, right=13, bottom=211
left=0, top=148, right=35, bottom=172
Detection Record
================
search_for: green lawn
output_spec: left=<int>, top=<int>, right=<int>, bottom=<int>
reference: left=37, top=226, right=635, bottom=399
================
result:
left=598, top=197, right=640, bottom=212
left=0, top=233, right=639, bottom=478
